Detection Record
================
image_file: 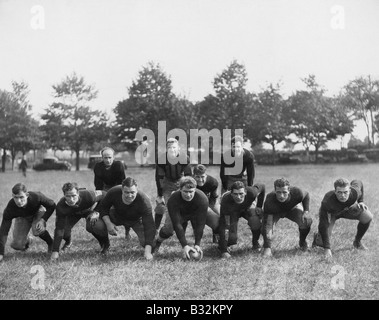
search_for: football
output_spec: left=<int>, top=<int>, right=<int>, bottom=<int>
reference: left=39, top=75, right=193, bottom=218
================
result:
left=189, top=249, right=202, bottom=261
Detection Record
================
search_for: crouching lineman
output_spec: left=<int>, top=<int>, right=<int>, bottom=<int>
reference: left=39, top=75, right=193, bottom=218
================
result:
left=88, top=177, right=155, bottom=260
left=312, top=178, right=373, bottom=260
left=153, top=176, right=214, bottom=260
left=0, top=183, right=55, bottom=262
left=219, top=181, right=265, bottom=258
left=50, top=182, right=107, bottom=261
left=262, top=178, right=312, bottom=257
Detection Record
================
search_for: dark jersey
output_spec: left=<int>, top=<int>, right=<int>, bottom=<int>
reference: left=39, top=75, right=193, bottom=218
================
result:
left=263, top=187, right=310, bottom=215
left=219, top=183, right=265, bottom=253
left=94, top=160, right=126, bottom=191
left=319, top=180, right=364, bottom=249
left=155, top=153, right=192, bottom=196
left=52, top=190, right=106, bottom=252
left=196, top=174, right=219, bottom=207
left=0, top=191, right=56, bottom=255
left=220, top=148, right=255, bottom=190
left=98, top=186, right=155, bottom=246
left=167, top=189, right=209, bottom=247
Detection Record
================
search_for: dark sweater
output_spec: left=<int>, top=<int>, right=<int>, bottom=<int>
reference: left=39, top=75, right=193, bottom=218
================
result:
left=167, top=189, right=209, bottom=247
left=98, top=186, right=155, bottom=246
left=0, top=192, right=56, bottom=255
left=220, top=148, right=255, bottom=190
left=94, top=160, right=126, bottom=191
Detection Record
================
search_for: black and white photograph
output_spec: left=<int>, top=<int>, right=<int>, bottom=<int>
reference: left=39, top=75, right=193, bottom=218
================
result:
left=0, top=0, right=378, bottom=304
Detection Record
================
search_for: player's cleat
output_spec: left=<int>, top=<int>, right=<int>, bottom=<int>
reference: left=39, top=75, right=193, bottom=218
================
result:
left=152, top=239, right=162, bottom=253
left=299, top=240, right=309, bottom=251
left=252, top=242, right=261, bottom=252
left=312, top=232, right=321, bottom=248
left=221, top=252, right=231, bottom=259
left=61, top=241, right=72, bottom=252
left=212, top=234, right=219, bottom=244
left=22, top=241, right=30, bottom=252
left=100, top=240, right=110, bottom=255
left=353, top=240, right=368, bottom=250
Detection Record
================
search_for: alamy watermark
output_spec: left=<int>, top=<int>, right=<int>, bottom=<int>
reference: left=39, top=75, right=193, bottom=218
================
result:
left=134, top=121, right=244, bottom=175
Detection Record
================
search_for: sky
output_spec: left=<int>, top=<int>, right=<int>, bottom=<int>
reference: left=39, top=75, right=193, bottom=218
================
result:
left=1, top=0, right=379, bottom=144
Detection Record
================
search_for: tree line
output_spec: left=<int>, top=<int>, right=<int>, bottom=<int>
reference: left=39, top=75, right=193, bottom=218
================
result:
left=1, top=60, right=379, bottom=171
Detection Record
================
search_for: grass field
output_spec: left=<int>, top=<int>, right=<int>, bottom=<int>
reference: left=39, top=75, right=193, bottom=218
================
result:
left=0, top=164, right=378, bottom=300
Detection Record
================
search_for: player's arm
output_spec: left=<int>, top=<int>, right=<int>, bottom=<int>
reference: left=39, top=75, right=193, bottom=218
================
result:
left=39, top=193, right=56, bottom=222
left=94, top=164, right=104, bottom=190
left=0, top=209, right=14, bottom=259
left=116, top=161, right=126, bottom=185
left=318, top=202, right=331, bottom=250
left=192, top=201, right=208, bottom=247
left=246, top=152, right=255, bottom=186
left=253, top=183, right=266, bottom=209
left=140, top=200, right=155, bottom=260
left=220, top=156, right=227, bottom=191
left=51, top=212, right=67, bottom=259
left=155, top=164, right=165, bottom=198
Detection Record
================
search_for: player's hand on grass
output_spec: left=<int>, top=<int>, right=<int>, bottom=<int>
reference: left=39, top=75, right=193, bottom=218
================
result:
left=144, top=245, right=153, bottom=261
left=50, top=251, right=59, bottom=261
left=358, top=202, right=368, bottom=211
left=89, top=211, right=100, bottom=227
left=262, top=248, right=272, bottom=258
left=0, top=254, right=4, bottom=262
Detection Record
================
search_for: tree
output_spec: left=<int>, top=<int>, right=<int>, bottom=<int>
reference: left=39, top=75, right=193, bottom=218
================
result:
left=342, top=76, right=379, bottom=148
left=0, top=86, right=42, bottom=171
left=211, top=60, right=255, bottom=137
left=41, top=72, right=109, bottom=170
left=288, top=75, right=354, bottom=162
left=254, top=83, right=290, bottom=164
left=114, top=62, right=176, bottom=149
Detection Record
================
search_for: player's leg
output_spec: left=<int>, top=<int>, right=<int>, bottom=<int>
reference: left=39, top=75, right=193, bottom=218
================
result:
left=244, top=207, right=262, bottom=251
left=61, top=215, right=82, bottom=251
left=31, top=207, right=53, bottom=252
left=205, top=207, right=220, bottom=243
left=313, top=213, right=337, bottom=248
left=209, top=202, right=221, bottom=243
left=286, top=205, right=312, bottom=250
left=342, top=203, right=373, bottom=250
left=10, top=217, right=33, bottom=251
left=261, top=213, right=280, bottom=256
left=153, top=213, right=174, bottom=253
left=130, top=219, right=146, bottom=247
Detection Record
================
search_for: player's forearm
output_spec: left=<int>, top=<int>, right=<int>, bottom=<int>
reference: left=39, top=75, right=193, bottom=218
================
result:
left=52, top=229, right=64, bottom=252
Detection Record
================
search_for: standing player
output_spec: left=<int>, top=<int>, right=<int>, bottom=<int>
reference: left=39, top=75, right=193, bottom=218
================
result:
left=261, top=178, right=312, bottom=257
left=312, top=178, right=373, bottom=260
left=50, top=182, right=107, bottom=260
left=0, top=183, right=55, bottom=262
left=88, top=177, right=155, bottom=260
left=219, top=181, right=265, bottom=258
left=220, top=135, right=255, bottom=194
left=154, top=138, right=192, bottom=231
left=93, top=147, right=130, bottom=239
left=192, top=164, right=220, bottom=243
left=153, top=176, right=211, bottom=260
